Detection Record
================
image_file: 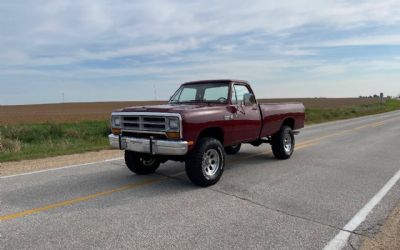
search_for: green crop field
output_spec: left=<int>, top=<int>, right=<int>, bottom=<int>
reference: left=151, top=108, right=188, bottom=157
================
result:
left=1, top=99, right=399, bottom=163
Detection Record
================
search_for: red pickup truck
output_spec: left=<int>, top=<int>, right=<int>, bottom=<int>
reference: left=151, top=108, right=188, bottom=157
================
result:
left=109, top=80, right=305, bottom=186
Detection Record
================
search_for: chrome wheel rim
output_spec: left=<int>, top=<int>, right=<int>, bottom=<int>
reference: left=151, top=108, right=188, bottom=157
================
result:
left=202, top=149, right=220, bottom=179
left=283, top=134, right=292, bottom=153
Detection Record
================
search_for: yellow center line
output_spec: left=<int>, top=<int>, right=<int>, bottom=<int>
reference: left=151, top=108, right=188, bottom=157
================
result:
left=0, top=118, right=391, bottom=222
left=370, top=121, right=386, bottom=128
left=299, top=130, right=352, bottom=145
left=300, top=119, right=389, bottom=145
left=0, top=177, right=166, bottom=222
left=353, top=121, right=384, bottom=130
left=295, top=142, right=318, bottom=150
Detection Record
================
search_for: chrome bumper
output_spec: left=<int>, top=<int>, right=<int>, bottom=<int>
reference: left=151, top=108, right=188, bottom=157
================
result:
left=109, top=134, right=188, bottom=155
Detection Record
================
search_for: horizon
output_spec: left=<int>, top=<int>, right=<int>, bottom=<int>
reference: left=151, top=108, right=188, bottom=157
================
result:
left=1, top=1, right=400, bottom=105
left=0, top=96, right=390, bottom=107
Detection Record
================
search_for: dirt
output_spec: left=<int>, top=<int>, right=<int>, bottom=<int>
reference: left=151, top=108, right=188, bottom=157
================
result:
left=0, top=98, right=381, bottom=125
left=360, top=204, right=400, bottom=250
left=0, top=149, right=123, bottom=176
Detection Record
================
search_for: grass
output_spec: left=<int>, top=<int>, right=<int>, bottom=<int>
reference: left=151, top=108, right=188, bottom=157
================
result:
left=0, top=121, right=110, bottom=162
left=305, top=99, right=400, bottom=124
left=1, top=99, right=399, bottom=163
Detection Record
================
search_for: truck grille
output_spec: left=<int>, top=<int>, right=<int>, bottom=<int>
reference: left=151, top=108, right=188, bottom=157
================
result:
left=121, top=115, right=167, bottom=132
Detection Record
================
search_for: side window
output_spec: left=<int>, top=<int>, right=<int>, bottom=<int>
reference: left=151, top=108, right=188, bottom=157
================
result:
left=179, top=88, right=197, bottom=101
left=204, top=86, right=229, bottom=101
left=234, top=85, right=251, bottom=105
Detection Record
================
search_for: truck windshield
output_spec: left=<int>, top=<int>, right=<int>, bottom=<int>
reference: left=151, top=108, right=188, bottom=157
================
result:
left=169, top=83, right=229, bottom=104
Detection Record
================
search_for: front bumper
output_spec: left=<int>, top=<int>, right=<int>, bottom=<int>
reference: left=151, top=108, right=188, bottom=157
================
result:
left=109, top=134, right=188, bottom=155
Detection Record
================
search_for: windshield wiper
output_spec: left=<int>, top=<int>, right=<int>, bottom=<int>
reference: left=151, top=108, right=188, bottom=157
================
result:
left=175, top=100, right=204, bottom=104
left=171, top=100, right=225, bottom=104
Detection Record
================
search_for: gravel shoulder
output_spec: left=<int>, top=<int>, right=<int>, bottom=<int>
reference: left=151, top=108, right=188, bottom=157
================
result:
left=0, top=149, right=123, bottom=176
left=361, top=204, right=400, bottom=250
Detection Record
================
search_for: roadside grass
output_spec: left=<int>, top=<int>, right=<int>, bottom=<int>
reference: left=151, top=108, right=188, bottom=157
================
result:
left=1, top=99, right=399, bottom=163
left=0, top=121, right=110, bottom=162
left=305, top=99, right=400, bottom=124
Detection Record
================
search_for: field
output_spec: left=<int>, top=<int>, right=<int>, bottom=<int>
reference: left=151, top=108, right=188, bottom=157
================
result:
left=0, top=98, right=383, bottom=125
left=1, top=98, right=399, bottom=163
left=0, top=101, right=165, bottom=125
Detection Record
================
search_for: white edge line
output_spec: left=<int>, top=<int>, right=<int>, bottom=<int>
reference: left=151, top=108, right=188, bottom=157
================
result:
left=0, top=157, right=124, bottom=179
left=323, top=168, right=400, bottom=250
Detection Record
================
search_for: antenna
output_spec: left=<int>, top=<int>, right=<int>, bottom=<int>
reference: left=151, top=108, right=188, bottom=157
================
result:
left=153, top=84, right=157, bottom=101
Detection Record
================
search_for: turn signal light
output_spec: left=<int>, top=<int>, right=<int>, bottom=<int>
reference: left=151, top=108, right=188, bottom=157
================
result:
left=112, top=128, right=121, bottom=135
left=166, top=132, right=180, bottom=139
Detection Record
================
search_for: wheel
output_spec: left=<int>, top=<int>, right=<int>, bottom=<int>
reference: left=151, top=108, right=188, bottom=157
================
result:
left=185, top=137, right=225, bottom=187
left=225, top=144, right=241, bottom=155
left=271, top=126, right=294, bottom=160
left=124, top=151, right=160, bottom=175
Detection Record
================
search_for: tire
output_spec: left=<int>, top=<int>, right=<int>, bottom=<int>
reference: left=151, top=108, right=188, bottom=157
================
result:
left=271, top=126, right=294, bottom=160
left=124, top=151, right=160, bottom=175
left=185, top=137, right=225, bottom=187
left=225, top=144, right=242, bottom=155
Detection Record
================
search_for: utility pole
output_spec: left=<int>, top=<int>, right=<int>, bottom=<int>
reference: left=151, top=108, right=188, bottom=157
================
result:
left=62, top=92, right=65, bottom=103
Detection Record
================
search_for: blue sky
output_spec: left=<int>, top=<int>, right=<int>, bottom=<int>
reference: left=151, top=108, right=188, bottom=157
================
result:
left=1, top=0, right=400, bottom=105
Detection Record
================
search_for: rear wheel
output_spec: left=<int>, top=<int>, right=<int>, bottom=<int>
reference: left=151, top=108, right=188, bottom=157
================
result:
left=185, top=137, right=225, bottom=187
left=125, top=151, right=160, bottom=175
left=271, top=126, right=294, bottom=160
left=225, top=144, right=241, bottom=155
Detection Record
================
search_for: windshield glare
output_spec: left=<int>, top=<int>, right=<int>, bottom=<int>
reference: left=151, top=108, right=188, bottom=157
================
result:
left=170, top=83, right=229, bottom=104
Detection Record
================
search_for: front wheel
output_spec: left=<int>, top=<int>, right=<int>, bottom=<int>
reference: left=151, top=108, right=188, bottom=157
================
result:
left=185, top=137, right=225, bottom=187
left=125, top=151, right=160, bottom=175
left=271, top=126, right=295, bottom=160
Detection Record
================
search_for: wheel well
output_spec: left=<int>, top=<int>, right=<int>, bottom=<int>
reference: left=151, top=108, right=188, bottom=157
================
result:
left=282, top=118, right=295, bottom=129
left=197, top=127, right=224, bottom=144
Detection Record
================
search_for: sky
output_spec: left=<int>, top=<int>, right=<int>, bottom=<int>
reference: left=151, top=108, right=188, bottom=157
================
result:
left=0, top=0, right=400, bottom=105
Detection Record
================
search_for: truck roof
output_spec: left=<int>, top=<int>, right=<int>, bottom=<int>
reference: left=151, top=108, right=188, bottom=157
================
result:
left=182, top=79, right=249, bottom=85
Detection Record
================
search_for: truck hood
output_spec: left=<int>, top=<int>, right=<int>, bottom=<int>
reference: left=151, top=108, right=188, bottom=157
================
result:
left=114, top=104, right=212, bottom=114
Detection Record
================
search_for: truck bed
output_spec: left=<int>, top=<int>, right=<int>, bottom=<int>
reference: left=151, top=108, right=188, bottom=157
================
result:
left=258, top=102, right=305, bottom=138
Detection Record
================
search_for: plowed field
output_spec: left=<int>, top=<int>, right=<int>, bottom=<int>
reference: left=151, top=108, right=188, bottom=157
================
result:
left=0, top=98, right=381, bottom=125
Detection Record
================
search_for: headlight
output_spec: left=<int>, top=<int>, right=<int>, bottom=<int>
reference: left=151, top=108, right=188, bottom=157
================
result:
left=168, top=117, right=180, bottom=130
left=112, top=116, right=121, bottom=127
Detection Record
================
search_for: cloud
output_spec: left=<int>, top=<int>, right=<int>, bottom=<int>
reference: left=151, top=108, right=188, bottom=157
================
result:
left=313, top=35, right=400, bottom=47
left=1, top=1, right=400, bottom=104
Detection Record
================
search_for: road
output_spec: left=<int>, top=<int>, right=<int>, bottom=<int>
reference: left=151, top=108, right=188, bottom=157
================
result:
left=1, top=111, right=400, bottom=250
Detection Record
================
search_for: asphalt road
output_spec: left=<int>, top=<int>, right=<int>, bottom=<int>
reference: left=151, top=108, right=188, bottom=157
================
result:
left=1, top=111, right=400, bottom=250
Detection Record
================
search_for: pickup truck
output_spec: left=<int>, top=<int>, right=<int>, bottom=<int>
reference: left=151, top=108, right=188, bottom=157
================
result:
left=109, top=79, right=305, bottom=186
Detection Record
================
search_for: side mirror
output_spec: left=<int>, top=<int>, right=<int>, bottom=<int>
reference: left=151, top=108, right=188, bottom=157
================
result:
left=243, top=93, right=256, bottom=106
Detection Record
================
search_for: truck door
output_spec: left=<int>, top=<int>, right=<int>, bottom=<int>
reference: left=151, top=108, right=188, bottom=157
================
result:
left=230, top=84, right=262, bottom=143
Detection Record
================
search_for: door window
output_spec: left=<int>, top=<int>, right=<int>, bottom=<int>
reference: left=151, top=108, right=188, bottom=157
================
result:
left=204, top=86, right=229, bottom=102
left=233, top=85, right=251, bottom=105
